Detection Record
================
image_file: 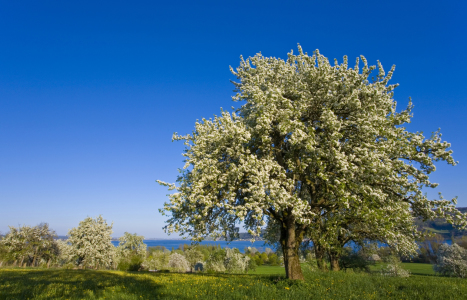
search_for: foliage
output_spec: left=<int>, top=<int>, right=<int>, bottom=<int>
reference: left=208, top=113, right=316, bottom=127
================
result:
left=158, top=46, right=466, bottom=279
left=143, top=249, right=170, bottom=271
left=434, top=243, right=467, bottom=278
left=67, top=215, right=115, bottom=269
left=117, top=254, right=144, bottom=272
left=339, top=247, right=372, bottom=273
left=184, top=247, right=204, bottom=272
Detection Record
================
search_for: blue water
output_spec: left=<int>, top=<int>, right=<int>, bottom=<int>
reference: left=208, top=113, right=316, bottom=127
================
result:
left=111, top=239, right=453, bottom=253
left=111, top=239, right=269, bottom=253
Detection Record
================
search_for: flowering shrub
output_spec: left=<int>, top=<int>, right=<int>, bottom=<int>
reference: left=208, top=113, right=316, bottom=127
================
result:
left=381, top=256, right=410, bottom=277
left=434, top=243, right=467, bottom=278
left=224, top=248, right=250, bottom=273
left=168, top=253, right=189, bottom=272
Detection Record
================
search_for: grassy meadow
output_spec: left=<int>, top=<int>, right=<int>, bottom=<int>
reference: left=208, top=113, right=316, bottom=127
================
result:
left=1, top=264, right=466, bottom=300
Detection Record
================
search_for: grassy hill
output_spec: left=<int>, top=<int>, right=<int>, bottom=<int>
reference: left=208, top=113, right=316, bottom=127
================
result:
left=414, top=207, right=467, bottom=239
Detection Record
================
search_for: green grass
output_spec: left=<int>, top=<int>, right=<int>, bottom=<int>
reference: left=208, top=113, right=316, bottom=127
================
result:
left=423, top=226, right=450, bottom=234
left=1, top=267, right=466, bottom=300
left=370, top=262, right=435, bottom=276
left=401, top=263, right=435, bottom=276
left=248, top=265, right=285, bottom=275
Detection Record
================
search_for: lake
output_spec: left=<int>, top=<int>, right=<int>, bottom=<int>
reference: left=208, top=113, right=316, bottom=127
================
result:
left=111, top=239, right=270, bottom=253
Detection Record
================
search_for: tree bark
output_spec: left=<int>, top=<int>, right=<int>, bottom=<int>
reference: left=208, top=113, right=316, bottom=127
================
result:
left=314, top=243, right=328, bottom=271
left=329, top=251, right=340, bottom=271
left=280, top=216, right=304, bottom=280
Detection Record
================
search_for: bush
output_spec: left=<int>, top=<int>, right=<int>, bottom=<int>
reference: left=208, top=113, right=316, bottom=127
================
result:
left=254, top=254, right=263, bottom=266
left=168, top=253, right=189, bottom=272
left=381, top=256, right=410, bottom=277
left=339, top=248, right=371, bottom=273
left=117, top=255, right=144, bottom=271
left=434, top=243, right=467, bottom=278
left=224, top=248, right=250, bottom=273
left=268, top=253, right=280, bottom=266
left=247, top=257, right=257, bottom=272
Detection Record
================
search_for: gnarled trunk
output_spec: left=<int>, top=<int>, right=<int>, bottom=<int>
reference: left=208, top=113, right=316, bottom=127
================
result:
left=280, top=217, right=304, bottom=280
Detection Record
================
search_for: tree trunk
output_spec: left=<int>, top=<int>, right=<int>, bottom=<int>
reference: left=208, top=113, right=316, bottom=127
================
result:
left=314, top=243, right=328, bottom=271
left=329, top=251, right=340, bottom=271
left=280, top=217, right=304, bottom=280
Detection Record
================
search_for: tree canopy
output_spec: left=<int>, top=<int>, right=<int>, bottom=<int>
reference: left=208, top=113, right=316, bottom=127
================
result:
left=158, top=46, right=466, bottom=279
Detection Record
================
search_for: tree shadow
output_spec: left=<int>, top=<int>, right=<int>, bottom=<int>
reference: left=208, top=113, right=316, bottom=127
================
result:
left=0, top=269, right=193, bottom=300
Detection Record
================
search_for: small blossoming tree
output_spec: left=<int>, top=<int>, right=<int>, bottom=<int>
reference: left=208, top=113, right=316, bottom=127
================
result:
left=117, top=232, right=147, bottom=259
left=158, top=46, right=466, bottom=280
left=67, top=215, right=115, bottom=269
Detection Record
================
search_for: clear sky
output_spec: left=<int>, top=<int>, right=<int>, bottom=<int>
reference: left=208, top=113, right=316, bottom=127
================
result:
left=1, top=0, right=466, bottom=237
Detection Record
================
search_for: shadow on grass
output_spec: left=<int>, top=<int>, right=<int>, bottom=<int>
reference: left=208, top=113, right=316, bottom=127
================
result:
left=0, top=269, right=192, bottom=300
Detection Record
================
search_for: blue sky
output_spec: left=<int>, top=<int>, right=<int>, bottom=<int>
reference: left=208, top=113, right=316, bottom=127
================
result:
left=1, top=0, right=466, bottom=237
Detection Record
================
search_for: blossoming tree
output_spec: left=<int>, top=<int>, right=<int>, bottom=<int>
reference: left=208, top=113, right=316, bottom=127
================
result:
left=158, top=46, right=466, bottom=280
left=1, top=223, right=58, bottom=267
left=67, top=215, right=115, bottom=269
left=117, top=232, right=147, bottom=259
